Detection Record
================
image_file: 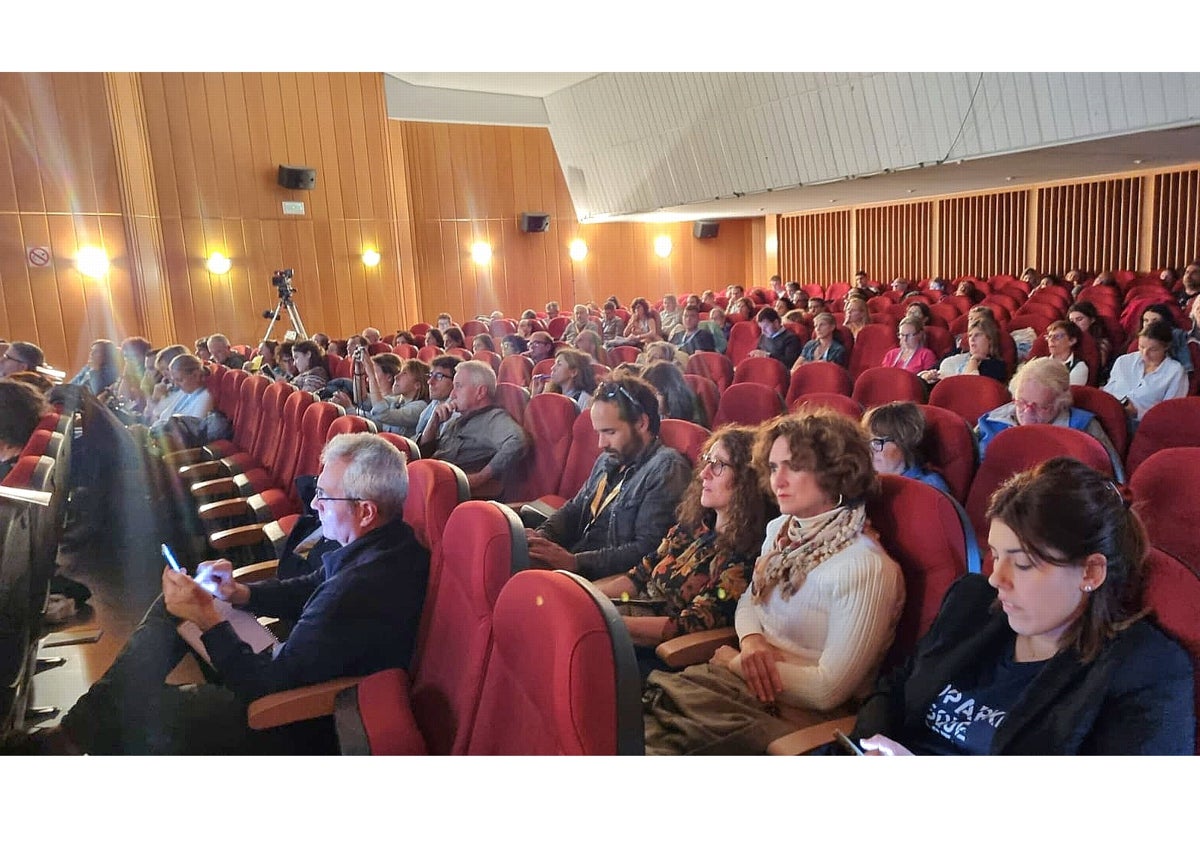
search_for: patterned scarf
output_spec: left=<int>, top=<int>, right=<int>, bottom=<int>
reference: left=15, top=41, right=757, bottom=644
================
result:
left=751, top=504, right=867, bottom=604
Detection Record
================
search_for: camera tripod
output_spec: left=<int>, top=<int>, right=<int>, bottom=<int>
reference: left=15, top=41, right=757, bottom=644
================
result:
left=260, top=296, right=309, bottom=345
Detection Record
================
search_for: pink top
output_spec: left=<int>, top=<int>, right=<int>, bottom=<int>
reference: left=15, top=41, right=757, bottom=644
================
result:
left=882, top=346, right=937, bottom=373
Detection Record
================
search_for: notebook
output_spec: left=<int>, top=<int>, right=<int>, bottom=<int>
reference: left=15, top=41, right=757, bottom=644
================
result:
left=176, top=598, right=280, bottom=666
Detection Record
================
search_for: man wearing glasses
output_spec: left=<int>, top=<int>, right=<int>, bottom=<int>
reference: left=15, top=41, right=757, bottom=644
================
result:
left=526, top=331, right=556, bottom=365
left=1, top=340, right=45, bottom=376
left=525, top=374, right=691, bottom=580
left=18, top=433, right=429, bottom=754
left=414, top=355, right=461, bottom=441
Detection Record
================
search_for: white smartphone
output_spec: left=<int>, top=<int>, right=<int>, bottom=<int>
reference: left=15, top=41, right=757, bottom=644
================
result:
left=161, top=543, right=184, bottom=573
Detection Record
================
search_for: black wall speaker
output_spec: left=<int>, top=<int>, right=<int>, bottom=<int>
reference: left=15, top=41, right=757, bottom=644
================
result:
left=519, top=212, right=551, bottom=233
left=694, top=220, right=720, bottom=239
left=277, top=165, right=317, bottom=190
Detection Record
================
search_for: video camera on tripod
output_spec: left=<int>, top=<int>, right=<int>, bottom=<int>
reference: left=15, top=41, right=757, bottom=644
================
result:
left=270, top=268, right=296, bottom=302
left=261, top=268, right=309, bottom=343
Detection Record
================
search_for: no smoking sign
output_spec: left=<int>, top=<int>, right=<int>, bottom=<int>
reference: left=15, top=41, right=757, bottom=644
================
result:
left=27, top=246, right=51, bottom=268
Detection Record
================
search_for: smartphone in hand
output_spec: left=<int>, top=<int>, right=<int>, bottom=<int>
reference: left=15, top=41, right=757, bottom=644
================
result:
left=161, top=543, right=184, bottom=573
left=833, top=729, right=865, bottom=756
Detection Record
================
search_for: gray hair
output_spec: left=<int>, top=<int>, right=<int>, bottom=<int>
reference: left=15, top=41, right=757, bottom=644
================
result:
left=322, top=432, right=409, bottom=521
left=206, top=333, right=230, bottom=349
left=456, top=360, right=497, bottom=399
left=1011, top=356, right=1072, bottom=412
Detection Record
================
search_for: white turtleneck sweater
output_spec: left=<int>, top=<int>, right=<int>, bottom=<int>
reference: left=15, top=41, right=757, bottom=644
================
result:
left=733, top=512, right=905, bottom=712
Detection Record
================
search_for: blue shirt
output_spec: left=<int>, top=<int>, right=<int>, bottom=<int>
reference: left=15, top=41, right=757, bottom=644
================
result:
left=902, top=464, right=952, bottom=496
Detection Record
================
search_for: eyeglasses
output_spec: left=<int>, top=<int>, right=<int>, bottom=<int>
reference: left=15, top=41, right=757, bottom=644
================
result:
left=598, top=381, right=643, bottom=415
left=869, top=436, right=894, bottom=452
left=1014, top=398, right=1057, bottom=415
left=699, top=452, right=732, bottom=476
left=1045, top=332, right=1069, bottom=341
left=898, top=332, right=919, bottom=339
left=531, top=340, right=551, bottom=346
left=313, top=488, right=363, bottom=504
left=2, top=353, right=22, bottom=364
left=428, top=372, right=451, bottom=382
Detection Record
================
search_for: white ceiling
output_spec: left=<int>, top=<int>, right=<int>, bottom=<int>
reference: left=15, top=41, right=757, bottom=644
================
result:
left=387, top=73, right=597, bottom=99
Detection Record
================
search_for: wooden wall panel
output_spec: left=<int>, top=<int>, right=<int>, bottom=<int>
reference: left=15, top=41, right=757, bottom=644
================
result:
left=1036, top=177, right=1141, bottom=275
left=778, top=210, right=851, bottom=286
left=938, top=191, right=1027, bottom=279
left=855, top=202, right=932, bottom=282
left=1152, top=170, right=1200, bottom=272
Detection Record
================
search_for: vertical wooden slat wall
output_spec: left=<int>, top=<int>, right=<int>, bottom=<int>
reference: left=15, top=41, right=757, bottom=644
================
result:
left=777, top=210, right=850, bottom=285
left=1036, top=177, right=1141, bottom=275
left=395, top=121, right=756, bottom=320
left=1152, top=170, right=1200, bottom=271
left=855, top=201, right=932, bottom=282
left=938, top=192, right=1026, bottom=279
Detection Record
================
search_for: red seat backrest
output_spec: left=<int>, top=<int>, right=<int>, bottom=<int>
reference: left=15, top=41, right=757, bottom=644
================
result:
left=246, top=382, right=294, bottom=472
left=217, top=368, right=247, bottom=420
left=466, top=569, right=641, bottom=755
left=394, top=344, right=417, bottom=360
left=725, top=320, right=761, bottom=367
left=923, top=325, right=954, bottom=361
left=495, top=383, right=530, bottom=425
left=473, top=349, right=501, bottom=373
left=403, top=458, right=470, bottom=557
left=1130, top=447, right=1200, bottom=575
left=326, top=414, right=372, bottom=438
left=497, top=355, right=533, bottom=388
left=606, top=345, right=640, bottom=366
left=19, top=429, right=53, bottom=459
left=866, top=474, right=970, bottom=668
left=927, top=375, right=1011, bottom=427
left=264, top=389, right=316, bottom=489
left=1126, top=397, right=1200, bottom=476
left=230, top=374, right=270, bottom=451
left=916, top=404, right=977, bottom=505
left=511, top=393, right=578, bottom=502
left=368, top=342, right=392, bottom=355
left=713, top=382, right=785, bottom=428
left=789, top=391, right=863, bottom=420
left=417, top=346, right=440, bottom=364
left=732, top=355, right=790, bottom=399
left=848, top=323, right=899, bottom=381
left=683, top=374, right=720, bottom=428
left=445, top=348, right=472, bottom=361
left=1069, top=385, right=1129, bottom=464
left=1141, top=547, right=1200, bottom=755
left=546, top=316, right=571, bottom=340
left=685, top=351, right=735, bottom=393
left=461, top=321, right=489, bottom=339
left=786, top=361, right=853, bottom=405
left=851, top=367, right=928, bottom=409
left=659, top=418, right=708, bottom=466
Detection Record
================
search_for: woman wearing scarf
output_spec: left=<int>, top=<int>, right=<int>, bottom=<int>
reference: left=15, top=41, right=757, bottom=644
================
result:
left=643, top=409, right=905, bottom=754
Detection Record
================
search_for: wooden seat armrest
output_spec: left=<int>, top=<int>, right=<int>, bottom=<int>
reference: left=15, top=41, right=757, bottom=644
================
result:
left=209, top=523, right=272, bottom=553
left=162, top=446, right=209, bottom=469
left=178, top=460, right=228, bottom=483
left=247, top=676, right=365, bottom=730
left=198, top=497, right=252, bottom=521
left=655, top=627, right=738, bottom=668
left=765, top=714, right=858, bottom=756
left=191, top=476, right=239, bottom=500
left=232, top=560, right=280, bottom=583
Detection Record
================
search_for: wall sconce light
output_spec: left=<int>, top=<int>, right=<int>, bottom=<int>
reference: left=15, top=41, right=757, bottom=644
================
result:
left=206, top=251, right=232, bottom=274
left=75, top=246, right=110, bottom=279
left=362, top=249, right=381, bottom=268
left=471, top=242, right=493, bottom=265
left=766, top=235, right=778, bottom=254
left=654, top=235, right=672, bottom=258
left=569, top=239, right=588, bottom=261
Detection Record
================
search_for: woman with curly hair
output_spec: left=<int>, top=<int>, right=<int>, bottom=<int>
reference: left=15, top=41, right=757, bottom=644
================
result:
left=596, top=426, right=774, bottom=664
left=643, top=410, right=905, bottom=754
left=615, top=296, right=662, bottom=347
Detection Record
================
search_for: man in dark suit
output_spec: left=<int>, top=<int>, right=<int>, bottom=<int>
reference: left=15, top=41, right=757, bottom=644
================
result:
left=670, top=304, right=716, bottom=355
left=748, top=308, right=802, bottom=369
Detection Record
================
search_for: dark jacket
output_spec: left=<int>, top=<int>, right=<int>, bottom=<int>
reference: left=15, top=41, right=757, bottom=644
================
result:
left=539, top=438, right=691, bottom=580
left=674, top=328, right=716, bottom=355
left=851, top=574, right=1195, bottom=755
left=201, top=515, right=429, bottom=704
left=757, top=328, right=802, bottom=369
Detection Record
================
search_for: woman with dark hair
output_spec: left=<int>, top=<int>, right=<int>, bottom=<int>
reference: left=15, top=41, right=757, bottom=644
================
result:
left=643, top=410, right=904, bottom=754
left=854, top=458, right=1194, bottom=755
left=70, top=339, right=121, bottom=395
left=393, top=330, right=418, bottom=349
left=596, top=425, right=774, bottom=660
left=500, top=334, right=528, bottom=357
left=616, top=297, right=662, bottom=347
left=922, top=318, right=1006, bottom=384
left=904, top=299, right=932, bottom=327
left=360, top=357, right=430, bottom=437
left=1103, top=320, right=1188, bottom=424
left=471, top=333, right=496, bottom=354
left=643, top=360, right=703, bottom=425
left=955, top=280, right=984, bottom=305
left=290, top=339, right=330, bottom=394
left=1139, top=303, right=1192, bottom=372
left=861, top=402, right=950, bottom=495
left=443, top=327, right=466, bottom=351
left=1043, top=319, right=1089, bottom=386
left=423, top=328, right=445, bottom=349
left=1067, top=301, right=1113, bottom=375
left=545, top=348, right=597, bottom=410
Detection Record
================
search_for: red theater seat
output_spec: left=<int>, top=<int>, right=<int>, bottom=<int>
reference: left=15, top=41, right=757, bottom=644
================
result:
left=1129, top=448, right=1200, bottom=575
left=928, top=375, right=1011, bottom=428
left=686, top=351, right=736, bottom=393
left=712, top=382, right=785, bottom=428
left=1125, top=397, right=1200, bottom=477
left=851, top=367, right=928, bottom=408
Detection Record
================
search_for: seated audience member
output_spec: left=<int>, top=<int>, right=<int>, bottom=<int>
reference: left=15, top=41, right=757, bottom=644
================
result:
left=862, top=402, right=951, bottom=495
left=520, top=309, right=539, bottom=323
left=612, top=297, right=663, bottom=348
left=925, top=277, right=949, bottom=303
left=922, top=319, right=1006, bottom=384
left=361, top=327, right=382, bottom=345
left=194, top=337, right=211, bottom=363
left=882, top=317, right=938, bottom=373
left=526, top=373, right=691, bottom=580
left=769, top=275, right=786, bottom=299
left=842, top=297, right=871, bottom=339
left=14, top=433, right=430, bottom=755
left=1020, top=267, right=1039, bottom=288
left=853, top=457, right=1195, bottom=756
left=889, top=277, right=911, bottom=297
left=639, top=340, right=687, bottom=371
left=805, top=296, right=826, bottom=321
left=1177, top=269, right=1200, bottom=312
left=424, top=328, right=445, bottom=349
left=749, top=308, right=802, bottom=369
left=1, top=340, right=46, bottom=377
left=705, top=307, right=731, bottom=349
left=544, top=348, right=597, bottom=411
left=659, top=294, right=683, bottom=337
left=422, top=360, right=527, bottom=497
left=642, top=410, right=905, bottom=755
left=702, top=290, right=718, bottom=309
left=412, top=355, right=460, bottom=441
left=393, top=330, right=418, bottom=350
left=643, top=360, right=704, bottom=425
left=442, top=327, right=466, bottom=353
left=1042, top=320, right=1090, bottom=386
left=0, top=379, right=48, bottom=481
left=526, top=331, right=556, bottom=365
left=275, top=342, right=298, bottom=383
left=114, top=336, right=153, bottom=411
left=730, top=296, right=757, bottom=324
left=545, top=301, right=561, bottom=322
left=561, top=305, right=597, bottom=345
left=1139, top=303, right=1193, bottom=372
left=1102, top=321, right=1188, bottom=425
left=794, top=312, right=847, bottom=369
left=600, top=301, right=627, bottom=343
left=976, top=357, right=1122, bottom=471
left=310, top=332, right=331, bottom=352
left=8, top=371, right=52, bottom=393
left=69, top=339, right=121, bottom=395
left=854, top=270, right=880, bottom=297
left=141, top=345, right=188, bottom=422
left=774, top=297, right=794, bottom=318
left=955, top=280, right=984, bottom=305
left=148, top=353, right=214, bottom=432
left=500, top=334, right=528, bottom=357
left=289, top=340, right=331, bottom=394
left=434, top=313, right=454, bottom=332
left=1188, top=294, right=1200, bottom=345
left=572, top=328, right=609, bottom=366
left=205, top=334, right=245, bottom=370
left=671, top=304, right=717, bottom=354
left=366, top=358, right=430, bottom=437
left=247, top=341, right=283, bottom=379
left=471, top=333, right=496, bottom=355
left=904, top=299, right=932, bottom=327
